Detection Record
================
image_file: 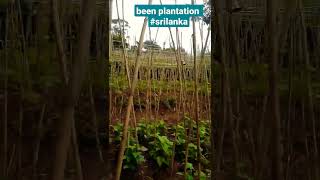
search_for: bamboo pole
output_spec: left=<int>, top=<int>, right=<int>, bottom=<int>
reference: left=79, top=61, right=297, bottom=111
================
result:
left=114, top=0, right=152, bottom=178
left=191, top=0, right=201, bottom=174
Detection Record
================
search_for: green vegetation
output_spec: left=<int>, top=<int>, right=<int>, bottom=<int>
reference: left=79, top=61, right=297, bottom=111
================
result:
left=111, top=119, right=211, bottom=178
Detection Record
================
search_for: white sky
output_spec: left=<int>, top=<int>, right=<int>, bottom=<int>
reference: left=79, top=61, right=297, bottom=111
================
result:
left=112, top=0, right=210, bottom=54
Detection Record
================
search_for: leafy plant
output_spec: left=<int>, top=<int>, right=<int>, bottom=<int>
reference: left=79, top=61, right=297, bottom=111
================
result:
left=111, top=120, right=211, bottom=178
left=177, top=164, right=208, bottom=180
left=156, top=120, right=167, bottom=135
left=195, top=171, right=207, bottom=180
left=187, top=143, right=202, bottom=162
left=174, top=124, right=187, bottom=162
left=137, top=122, right=153, bottom=145
left=198, top=121, right=210, bottom=158
left=123, top=145, right=146, bottom=171
left=148, top=134, right=173, bottom=168
left=112, top=123, right=123, bottom=143
left=137, top=120, right=167, bottom=145
left=185, top=163, right=196, bottom=180
left=162, top=97, right=176, bottom=109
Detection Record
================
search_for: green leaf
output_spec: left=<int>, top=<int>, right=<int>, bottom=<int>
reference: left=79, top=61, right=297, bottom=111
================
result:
left=186, top=174, right=194, bottom=180
left=200, top=171, right=206, bottom=180
left=156, top=156, right=163, bottom=167
left=186, top=162, right=194, bottom=170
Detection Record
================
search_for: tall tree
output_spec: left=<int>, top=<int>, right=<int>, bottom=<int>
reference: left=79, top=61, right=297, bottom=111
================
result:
left=52, top=0, right=68, bottom=83
left=51, top=0, right=96, bottom=179
left=298, top=0, right=319, bottom=178
left=211, top=0, right=229, bottom=178
left=266, top=0, right=282, bottom=179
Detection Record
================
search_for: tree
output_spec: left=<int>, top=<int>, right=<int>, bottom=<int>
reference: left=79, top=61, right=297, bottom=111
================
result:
left=51, top=0, right=96, bottom=179
left=112, top=19, right=129, bottom=36
left=143, top=40, right=161, bottom=50
left=211, top=0, right=231, bottom=179
left=266, top=0, right=282, bottom=179
left=112, top=19, right=130, bottom=49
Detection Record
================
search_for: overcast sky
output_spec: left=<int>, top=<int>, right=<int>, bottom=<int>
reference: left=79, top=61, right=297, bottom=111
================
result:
left=112, top=0, right=210, bottom=54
